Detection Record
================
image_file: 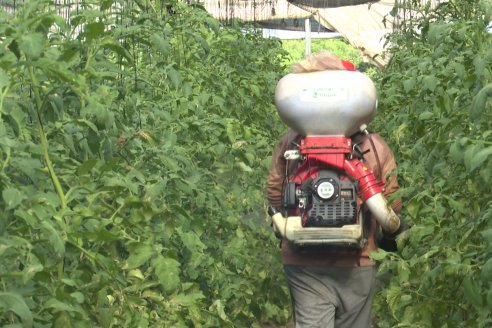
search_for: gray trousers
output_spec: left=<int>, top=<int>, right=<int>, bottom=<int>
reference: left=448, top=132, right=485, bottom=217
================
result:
left=284, top=265, right=376, bottom=328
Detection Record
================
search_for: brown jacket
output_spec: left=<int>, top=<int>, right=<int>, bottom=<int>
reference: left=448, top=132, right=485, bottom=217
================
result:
left=267, top=130, right=402, bottom=267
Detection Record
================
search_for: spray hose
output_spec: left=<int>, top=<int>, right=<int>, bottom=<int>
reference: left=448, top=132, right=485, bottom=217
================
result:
left=343, top=158, right=400, bottom=234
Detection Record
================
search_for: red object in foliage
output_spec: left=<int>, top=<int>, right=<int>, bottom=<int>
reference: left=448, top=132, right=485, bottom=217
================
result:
left=341, top=60, right=357, bottom=71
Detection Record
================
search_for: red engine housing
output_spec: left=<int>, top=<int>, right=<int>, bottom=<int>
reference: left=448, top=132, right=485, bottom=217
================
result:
left=287, top=136, right=386, bottom=225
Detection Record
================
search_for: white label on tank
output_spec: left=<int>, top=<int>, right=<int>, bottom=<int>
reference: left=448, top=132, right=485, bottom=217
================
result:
left=300, top=87, right=348, bottom=102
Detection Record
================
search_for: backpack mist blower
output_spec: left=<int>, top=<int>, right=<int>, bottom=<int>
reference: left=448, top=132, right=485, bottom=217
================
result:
left=268, top=70, right=400, bottom=248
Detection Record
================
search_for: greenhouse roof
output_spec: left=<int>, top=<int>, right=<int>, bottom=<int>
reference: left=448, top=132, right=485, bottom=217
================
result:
left=203, top=0, right=441, bottom=67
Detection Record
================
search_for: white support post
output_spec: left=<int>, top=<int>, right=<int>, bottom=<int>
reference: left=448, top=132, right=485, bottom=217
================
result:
left=304, top=18, right=311, bottom=58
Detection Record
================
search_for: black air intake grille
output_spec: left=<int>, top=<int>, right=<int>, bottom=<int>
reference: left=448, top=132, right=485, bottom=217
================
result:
left=306, top=200, right=356, bottom=227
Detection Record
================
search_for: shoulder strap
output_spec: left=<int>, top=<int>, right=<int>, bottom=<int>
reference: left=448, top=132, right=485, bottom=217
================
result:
left=367, top=133, right=383, bottom=181
left=351, top=131, right=383, bottom=180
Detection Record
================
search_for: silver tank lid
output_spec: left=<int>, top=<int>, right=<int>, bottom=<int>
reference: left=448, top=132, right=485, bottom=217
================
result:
left=274, top=70, right=377, bottom=136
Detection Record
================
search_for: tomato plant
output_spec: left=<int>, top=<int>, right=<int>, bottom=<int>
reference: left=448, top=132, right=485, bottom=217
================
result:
left=0, top=0, right=291, bottom=326
left=370, top=0, right=492, bottom=327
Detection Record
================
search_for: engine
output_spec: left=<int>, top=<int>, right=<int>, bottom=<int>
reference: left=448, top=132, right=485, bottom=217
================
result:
left=284, top=171, right=358, bottom=228
left=268, top=70, right=401, bottom=247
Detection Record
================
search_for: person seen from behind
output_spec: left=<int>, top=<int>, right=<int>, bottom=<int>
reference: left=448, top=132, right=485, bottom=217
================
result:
left=266, top=51, right=406, bottom=328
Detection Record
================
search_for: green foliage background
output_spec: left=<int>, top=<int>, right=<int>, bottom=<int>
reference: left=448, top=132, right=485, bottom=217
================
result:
left=0, top=0, right=291, bottom=326
left=281, top=38, right=378, bottom=78
left=281, top=38, right=362, bottom=67
left=370, top=0, right=492, bottom=327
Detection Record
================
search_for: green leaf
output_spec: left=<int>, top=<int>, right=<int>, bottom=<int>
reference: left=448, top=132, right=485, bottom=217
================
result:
left=464, top=144, right=478, bottom=172
left=445, top=196, right=466, bottom=215
left=41, top=220, right=65, bottom=257
left=154, top=256, right=181, bottom=294
left=75, top=119, right=99, bottom=133
left=402, top=78, right=416, bottom=92
left=19, top=32, right=45, bottom=59
left=150, top=33, right=170, bottom=55
left=474, top=57, right=486, bottom=76
left=487, top=289, right=492, bottom=308
left=70, top=292, right=85, bottom=304
left=0, top=236, right=30, bottom=256
left=77, top=159, right=99, bottom=175
left=469, top=146, right=492, bottom=172
left=409, top=225, right=434, bottom=244
left=0, top=68, right=10, bottom=89
left=418, top=111, right=434, bottom=120
left=369, top=249, right=388, bottom=261
left=84, top=22, right=105, bottom=41
left=481, top=258, right=492, bottom=282
left=4, top=103, right=26, bottom=138
left=21, top=257, right=43, bottom=285
left=177, top=227, right=206, bottom=253
left=100, top=0, right=114, bottom=11
left=463, top=276, right=483, bottom=308
left=470, top=84, right=492, bottom=121
left=167, top=67, right=182, bottom=89
left=385, top=285, right=402, bottom=317
left=449, top=139, right=463, bottom=163
left=422, top=75, right=438, bottom=92
left=210, top=299, right=230, bottom=322
left=226, top=120, right=236, bottom=143
left=427, top=23, right=448, bottom=43
left=126, top=244, right=154, bottom=269
left=236, top=161, right=253, bottom=172
left=1, top=324, right=24, bottom=328
left=170, top=292, right=205, bottom=307
left=451, top=62, right=466, bottom=79
left=188, top=31, right=210, bottom=54
left=2, top=188, right=23, bottom=210
left=45, top=298, right=83, bottom=315
left=0, top=292, right=33, bottom=328
left=101, top=39, right=132, bottom=63
left=97, top=307, right=116, bottom=328
left=482, top=229, right=492, bottom=244
left=53, top=311, right=73, bottom=328
left=397, top=260, right=410, bottom=284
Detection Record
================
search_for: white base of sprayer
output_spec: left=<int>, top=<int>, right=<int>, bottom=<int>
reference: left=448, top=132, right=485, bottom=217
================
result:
left=272, top=214, right=364, bottom=247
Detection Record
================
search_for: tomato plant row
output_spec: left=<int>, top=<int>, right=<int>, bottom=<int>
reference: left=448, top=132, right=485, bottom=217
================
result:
left=370, top=1, right=492, bottom=327
left=0, top=1, right=291, bottom=326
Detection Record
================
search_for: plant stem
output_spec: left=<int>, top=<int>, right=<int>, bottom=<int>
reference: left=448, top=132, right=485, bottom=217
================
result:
left=0, top=85, right=10, bottom=119
left=28, top=66, right=67, bottom=209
